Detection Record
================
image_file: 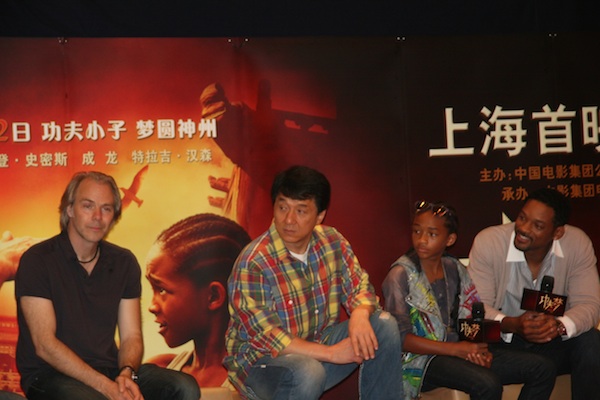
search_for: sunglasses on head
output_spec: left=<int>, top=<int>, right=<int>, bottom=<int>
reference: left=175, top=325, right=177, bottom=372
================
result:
left=414, top=201, right=452, bottom=217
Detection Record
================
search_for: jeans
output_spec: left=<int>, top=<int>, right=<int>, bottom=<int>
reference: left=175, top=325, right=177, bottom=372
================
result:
left=244, top=310, right=403, bottom=400
left=489, top=346, right=556, bottom=400
left=26, top=363, right=200, bottom=400
left=422, top=355, right=503, bottom=400
left=501, top=328, right=600, bottom=400
left=0, top=392, right=26, bottom=400
left=422, top=344, right=556, bottom=400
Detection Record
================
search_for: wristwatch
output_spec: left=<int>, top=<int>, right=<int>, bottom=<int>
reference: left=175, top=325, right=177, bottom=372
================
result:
left=556, top=320, right=567, bottom=336
left=120, top=365, right=139, bottom=382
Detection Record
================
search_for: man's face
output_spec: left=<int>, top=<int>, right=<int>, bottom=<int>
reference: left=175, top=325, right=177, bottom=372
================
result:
left=66, top=178, right=116, bottom=245
left=514, top=199, right=562, bottom=254
left=273, top=194, right=326, bottom=254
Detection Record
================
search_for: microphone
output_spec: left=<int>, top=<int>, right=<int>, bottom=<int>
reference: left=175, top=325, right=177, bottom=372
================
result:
left=472, top=301, right=484, bottom=322
left=520, top=275, right=567, bottom=316
left=458, top=302, right=501, bottom=343
left=541, top=275, right=554, bottom=293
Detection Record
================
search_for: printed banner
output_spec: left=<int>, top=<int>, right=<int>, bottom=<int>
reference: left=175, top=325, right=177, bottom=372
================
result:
left=0, top=36, right=598, bottom=398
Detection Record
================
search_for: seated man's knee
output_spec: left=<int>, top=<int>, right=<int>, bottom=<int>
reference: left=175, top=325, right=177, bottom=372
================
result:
left=171, top=371, right=201, bottom=399
left=473, top=372, right=502, bottom=399
left=528, top=353, right=557, bottom=382
left=571, top=329, right=600, bottom=368
left=248, top=354, right=326, bottom=399
left=371, top=311, right=401, bottom=346
left=575, top=329, right=600, bottom=352
left=138, top=364, right=200, bottom=400
left=281, top=354, right=326, bottom=388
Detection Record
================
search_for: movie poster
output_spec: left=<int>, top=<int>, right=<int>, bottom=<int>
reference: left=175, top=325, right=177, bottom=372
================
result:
left=0, top=38, right=407, bottom=397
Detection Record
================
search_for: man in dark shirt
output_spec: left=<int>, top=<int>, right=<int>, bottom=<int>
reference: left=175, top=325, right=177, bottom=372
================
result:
left=16, top=171, right=200, bottom=400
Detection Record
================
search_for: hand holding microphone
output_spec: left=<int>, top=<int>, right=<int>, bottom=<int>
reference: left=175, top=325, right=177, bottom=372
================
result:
left=517, top=275, right=567, bottom=342
left=458, top=302, right=501, bottom=343
left=520, top=275, right=567, bottom=316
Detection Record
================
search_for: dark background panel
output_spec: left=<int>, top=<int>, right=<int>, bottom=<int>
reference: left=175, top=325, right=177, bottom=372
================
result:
left=2, top=1, right=600, bottom=37
left=401, top=33, right=600, bottom=259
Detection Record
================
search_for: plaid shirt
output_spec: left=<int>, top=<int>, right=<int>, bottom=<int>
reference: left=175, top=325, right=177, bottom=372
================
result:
left=224, top=222, right=378, bottom=396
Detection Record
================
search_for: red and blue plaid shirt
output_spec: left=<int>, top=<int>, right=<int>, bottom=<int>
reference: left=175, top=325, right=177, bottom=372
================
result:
left=224, top=222, right=378, bottom=395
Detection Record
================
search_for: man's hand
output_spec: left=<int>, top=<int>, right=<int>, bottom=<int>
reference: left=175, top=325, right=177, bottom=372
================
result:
left=328, top=338, right=365, bottom=364
left=348, top=306, right=378, bottom=360
left=503, top=311, right=558, bottom=343
left=97, top=378, right=142, bottom=400
left=115, top=373, right=143, bottom=400
left=281, top=336, right=364, bottom=365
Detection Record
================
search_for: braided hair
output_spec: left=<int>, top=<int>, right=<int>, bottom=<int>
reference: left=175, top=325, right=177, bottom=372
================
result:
left=155, top=213, right=251, bottom=287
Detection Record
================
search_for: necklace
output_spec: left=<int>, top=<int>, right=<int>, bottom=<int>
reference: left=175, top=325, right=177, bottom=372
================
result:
left=426, top=260, right=454, bottom=335
left=78, top=246, right=99, bottom=264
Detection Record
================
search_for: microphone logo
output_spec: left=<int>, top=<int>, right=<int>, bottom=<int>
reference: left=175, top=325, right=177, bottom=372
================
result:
left=459, top=320, right=482, bottom=341
left=538, top=294, right=565, bottom=314
left=458, top=302, right=501, bottom=343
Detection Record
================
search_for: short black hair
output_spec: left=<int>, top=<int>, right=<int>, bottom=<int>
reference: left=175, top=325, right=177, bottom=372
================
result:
left=270, top=165, right=331, bottom=213
left=526, top=187, right=571, bottom=227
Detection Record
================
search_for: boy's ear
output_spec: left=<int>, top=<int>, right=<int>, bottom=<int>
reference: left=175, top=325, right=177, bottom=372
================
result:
left=208, top=281, right=227, bottom=310
left=446, top=233, right=457, bottom=247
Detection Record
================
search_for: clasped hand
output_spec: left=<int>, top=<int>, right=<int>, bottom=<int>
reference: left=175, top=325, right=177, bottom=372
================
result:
left=341, top=306, right=378, bottom=364
left=456, top=342, right=493, bottom=368
left=105, top=375, right=143, bottom=400
left=517, top=311, right=559, bottom=343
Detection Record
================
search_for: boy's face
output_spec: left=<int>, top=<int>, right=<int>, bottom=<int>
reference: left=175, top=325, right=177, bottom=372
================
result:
left=145, top=244, right=210, bottom=348
left=411, top=210, right=455, bottom=262
left=273, top=193, right=326, bottom=254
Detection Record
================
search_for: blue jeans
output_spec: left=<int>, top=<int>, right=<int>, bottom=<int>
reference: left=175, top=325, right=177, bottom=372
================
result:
left=499, top=328, right=600, bottom=400
left=244, top=310, right=403, bottom=400
left=26, top=363, right=200, bottom=400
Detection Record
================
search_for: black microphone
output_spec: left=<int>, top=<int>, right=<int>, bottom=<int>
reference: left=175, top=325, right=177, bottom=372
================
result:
left=458, top=302, right=501, bottom=343
left=520, top=275, right=567, bottom=316
left=541, top=275, right=554, bottom=293
left=472, top=301, right=484, bottom=322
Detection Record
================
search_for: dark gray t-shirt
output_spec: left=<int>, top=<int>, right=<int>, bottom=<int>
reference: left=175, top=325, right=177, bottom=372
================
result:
left=15, top=231, right=141, bottom=393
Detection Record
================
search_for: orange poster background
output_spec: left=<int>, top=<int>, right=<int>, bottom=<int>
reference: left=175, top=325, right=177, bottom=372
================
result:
left=0, top=37, right=405, bottom=397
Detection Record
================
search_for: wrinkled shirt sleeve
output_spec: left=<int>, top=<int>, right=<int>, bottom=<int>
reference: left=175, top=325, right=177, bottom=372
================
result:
left=339, top=236, right=378, bottom=313
left=228, top=256, right=293, bottom=357
left=382, top=265, right=413, bottom=336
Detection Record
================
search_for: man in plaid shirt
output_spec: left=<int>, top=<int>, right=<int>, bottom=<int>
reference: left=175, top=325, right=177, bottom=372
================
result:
left=224, top=165, right=403, bottom=400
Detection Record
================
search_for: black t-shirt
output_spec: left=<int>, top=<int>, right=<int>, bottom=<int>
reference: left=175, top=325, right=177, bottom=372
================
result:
left=15, top=231, right=141, bottom=393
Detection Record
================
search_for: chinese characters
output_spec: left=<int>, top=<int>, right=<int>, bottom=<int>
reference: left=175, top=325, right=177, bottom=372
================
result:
left=430, top=104, right=599, bottom=157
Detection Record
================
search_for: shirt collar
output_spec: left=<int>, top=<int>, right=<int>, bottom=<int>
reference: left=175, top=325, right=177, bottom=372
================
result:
left=506, top=230, right=564, bottom=262
left=58, top=230, right=79, bottom=261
